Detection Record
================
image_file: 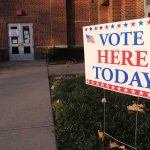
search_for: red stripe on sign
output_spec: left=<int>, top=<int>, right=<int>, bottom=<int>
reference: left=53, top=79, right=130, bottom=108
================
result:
left=86, top=79, right=150, bottom=99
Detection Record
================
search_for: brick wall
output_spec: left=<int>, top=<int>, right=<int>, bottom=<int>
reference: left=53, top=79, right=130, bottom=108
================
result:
left=136, top=0, right=144, bottom=19
left=99, top=0, right=144, bottom=24
left=111, top=0, right=121, bottom=22
left=121, top=0, right=137, bottom=20
left=0, top=0, right=144, bottom=60
left=121, top=0, right=144, bottom=21
left=51, top=0, right=67, bottom=46
left=0, top=0, right=67, bottom=59
left=99, top=0, right=110, bottom=23
left=67, top=0, right=98, bottom=46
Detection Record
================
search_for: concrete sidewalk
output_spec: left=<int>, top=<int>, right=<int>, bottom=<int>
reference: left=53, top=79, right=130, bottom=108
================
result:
left=0, top=61, right=57, bottom=150
left=48, top=63, right=85, bottom=76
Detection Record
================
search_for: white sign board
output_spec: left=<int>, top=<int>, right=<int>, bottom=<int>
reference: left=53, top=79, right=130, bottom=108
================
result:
left=83, top=18, right=150, bottom=99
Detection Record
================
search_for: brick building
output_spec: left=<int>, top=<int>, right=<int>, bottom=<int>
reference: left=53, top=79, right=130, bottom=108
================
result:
left=0, top=0, right=144, bottom=61
left=145, top=0, right=150, bottom=17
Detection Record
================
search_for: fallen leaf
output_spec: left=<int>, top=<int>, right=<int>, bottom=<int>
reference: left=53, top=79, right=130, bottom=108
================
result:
left=66, top=61, right=74, bottom=64
left=127, top=103, right=145, bottom=113
left=57, top=99, right=60, bottom=104
left=119, top=145, right=127, bottom=150
left=101, top=97, right=107, bottom=103
left=109, top=141, right=119, bottom=148
left=98, top=130, right=105, bottom=141
left=51, top=85, right=55, bottom=90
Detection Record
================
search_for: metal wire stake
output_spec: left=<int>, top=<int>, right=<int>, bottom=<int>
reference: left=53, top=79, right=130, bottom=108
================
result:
left=103, top=89, right=106, bottom=150
left=135, top=97, right=140, bottom=150
left=102, top=89, right=138, bottom=149
left=103, top=89, right=106, bottom=132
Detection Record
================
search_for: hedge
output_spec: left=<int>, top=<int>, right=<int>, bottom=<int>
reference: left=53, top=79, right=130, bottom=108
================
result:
left=47, top=47, right=84, bottom=62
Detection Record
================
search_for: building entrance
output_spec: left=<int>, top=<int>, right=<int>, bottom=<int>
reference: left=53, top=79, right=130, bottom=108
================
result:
left=8, top=23, right=34, bottom=60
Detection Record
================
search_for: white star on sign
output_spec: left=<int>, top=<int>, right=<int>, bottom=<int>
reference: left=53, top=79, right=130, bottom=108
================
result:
left=101, top=83, right=104, bottom=87
left=132, top=90, right=135, bottom=94
left=93, top=81, right=96, bottom=85
left=118, top=87, right=121, bottom=91
left=139, top=91, right=143, bottom=96
left=111, top=85, right=115, bottom=89
left=148, top=93, right=150, bottom=97
left=124, top=88, right=128, bottom=92
left=106, top=84, right=109, bottom=88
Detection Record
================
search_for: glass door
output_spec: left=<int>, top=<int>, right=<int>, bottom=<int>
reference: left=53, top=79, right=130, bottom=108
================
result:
left=8, top=23, right=34, bottom=60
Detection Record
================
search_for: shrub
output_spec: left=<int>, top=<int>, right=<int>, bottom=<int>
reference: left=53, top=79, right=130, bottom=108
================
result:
left=0, top=49, right=9, bottom=62
left=47, top=47, right=84, bottom=63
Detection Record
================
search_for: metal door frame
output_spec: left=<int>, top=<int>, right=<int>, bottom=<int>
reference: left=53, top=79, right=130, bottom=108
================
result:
left=8, top=23, right=34, bottom=60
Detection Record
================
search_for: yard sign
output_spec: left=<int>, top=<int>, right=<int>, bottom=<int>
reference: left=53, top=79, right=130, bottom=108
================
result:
left=83, top=18, right=150, bottom=99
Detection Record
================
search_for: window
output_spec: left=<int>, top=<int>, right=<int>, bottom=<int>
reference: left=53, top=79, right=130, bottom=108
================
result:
left=24, top=46, right=31, bottom=54
left=12, top=47, right=19, bottom=54
left=146, top=0, right=150, bottom=6
left=23, top=26, right=30, bottom=44
left=11, top=27, right=17, bottom=30
left=11, top=37, right=18, bottom=44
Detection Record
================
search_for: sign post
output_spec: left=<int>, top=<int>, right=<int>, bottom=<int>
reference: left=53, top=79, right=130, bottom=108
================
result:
left=83, top=18, right=150, bottom=99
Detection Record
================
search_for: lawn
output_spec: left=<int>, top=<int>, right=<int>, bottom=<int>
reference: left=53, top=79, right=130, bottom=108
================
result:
left=50, top=75, right=150, bottom=150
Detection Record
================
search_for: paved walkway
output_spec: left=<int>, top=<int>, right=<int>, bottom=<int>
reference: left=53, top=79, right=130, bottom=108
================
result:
left=48, top=63, right=85, bottom=75
left=0, top=61, right=57, bottom=150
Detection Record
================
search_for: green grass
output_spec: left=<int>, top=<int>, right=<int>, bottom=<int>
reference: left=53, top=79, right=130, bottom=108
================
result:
left=50, top=75, right=150, bottom=150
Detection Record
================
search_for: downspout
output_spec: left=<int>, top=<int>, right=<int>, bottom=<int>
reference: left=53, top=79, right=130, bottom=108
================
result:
left=98, top=0, right=100, bottom=23
left=50, top=0, right=53, bottom=47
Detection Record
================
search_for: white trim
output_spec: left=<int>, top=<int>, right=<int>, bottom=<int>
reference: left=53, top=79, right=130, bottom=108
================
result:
left=37, top=45, right=68, bottom=49
left=36, top=45, right=83, bottom=49
left=69, top=45, right=83, bottom=48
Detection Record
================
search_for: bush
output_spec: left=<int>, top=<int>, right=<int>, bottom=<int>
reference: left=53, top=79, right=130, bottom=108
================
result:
left=50, top=75, right=150, bottom=150
left=0, top=49, right=9, bottom=62
left=47, top=47, right=84, bottom=63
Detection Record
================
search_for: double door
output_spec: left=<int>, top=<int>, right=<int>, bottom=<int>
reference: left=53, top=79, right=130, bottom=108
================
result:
left=8, top=23, right=34, bottom=60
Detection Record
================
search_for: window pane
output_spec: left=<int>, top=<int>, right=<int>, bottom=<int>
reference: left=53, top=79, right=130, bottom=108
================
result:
left=12, top=47, right=19, bottom=54
left=23, top=26, right=30, bottom=44
left=11, top=27, right=17, bottom=30
left=11, top=37, right=18, bottom=44
left=146, top=0, right=150, bottom=6
left=24, top=46, right=31, bottom=54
